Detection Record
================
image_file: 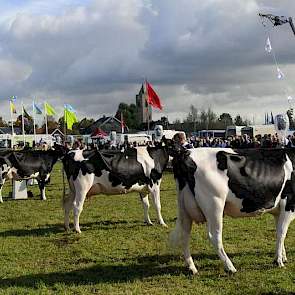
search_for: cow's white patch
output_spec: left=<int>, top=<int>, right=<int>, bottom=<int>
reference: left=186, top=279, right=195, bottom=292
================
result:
left=29, top=172, right=40, bottom=179
left=1, top=164, right=10, bottom=174
left=136, top=147, right=155, bottom=177
left=45, top=173, right=50, bottom=181
left=70, top=150, right=87, bottom=162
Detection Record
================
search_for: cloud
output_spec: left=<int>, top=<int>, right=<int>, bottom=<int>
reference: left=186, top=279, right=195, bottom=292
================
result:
left=0, top=0, right=294, bottom=125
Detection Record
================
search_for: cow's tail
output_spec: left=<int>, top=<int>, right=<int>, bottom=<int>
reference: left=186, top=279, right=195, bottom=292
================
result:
left=169, top=186, right=186, bottom=250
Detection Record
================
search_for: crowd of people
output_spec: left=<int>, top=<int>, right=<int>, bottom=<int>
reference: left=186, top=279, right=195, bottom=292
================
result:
left=186, top=133, right=295, bottom=149
left=66, top=131, right=295, bottom=152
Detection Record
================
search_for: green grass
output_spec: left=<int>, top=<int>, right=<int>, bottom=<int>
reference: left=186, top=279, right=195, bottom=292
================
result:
left=0, top=162, right=294, bottom=294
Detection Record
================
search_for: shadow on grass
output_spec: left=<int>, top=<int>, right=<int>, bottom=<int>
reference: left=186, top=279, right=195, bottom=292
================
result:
left=0, top=255, right=186, bottom=289
left=0, top=224, right=64, bottom=237
left=0, top=220, right=147, bottom=237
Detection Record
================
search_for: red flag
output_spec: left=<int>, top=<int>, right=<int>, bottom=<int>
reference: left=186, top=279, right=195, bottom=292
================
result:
left=146, top=81, right=163, bottom=110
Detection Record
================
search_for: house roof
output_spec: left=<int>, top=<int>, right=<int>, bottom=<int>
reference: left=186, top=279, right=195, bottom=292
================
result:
left=85, top=116, right=129, bottom=134
left=51, top=129, right=64, bottom=136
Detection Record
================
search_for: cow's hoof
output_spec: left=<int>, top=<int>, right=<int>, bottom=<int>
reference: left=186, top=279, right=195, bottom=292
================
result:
left=160, top=223, right=168, bottom=228
left=75, top=228, right=82, bottom=234
left=145, top=221, right=154, bottom=226
left=188, top=268, right=198, bottom=276
left=64, top=225, right=71, bottom=232
left=225, top=266, right=237, bottom=274
left=274, top=259, right=285, bottom=268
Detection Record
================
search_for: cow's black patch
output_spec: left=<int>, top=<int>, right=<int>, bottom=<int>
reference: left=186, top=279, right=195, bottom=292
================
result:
left=147, top=146, right=169, bottom=186
left=172, top=149, right=197, bottom=196
left=63, top=145, right=169, bottom=190
left=281, top=150, right=295, bottom=212
left=216, top=149, right=287, bottom=213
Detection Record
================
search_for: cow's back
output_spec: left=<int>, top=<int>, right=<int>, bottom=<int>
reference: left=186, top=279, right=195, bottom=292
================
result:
left=174, top=148, right=292, bottom=216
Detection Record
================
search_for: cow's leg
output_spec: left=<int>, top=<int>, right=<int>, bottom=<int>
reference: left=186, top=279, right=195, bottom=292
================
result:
left=0, top=178, right=5, bottom=203
left=274, top=214, right=287, bottom=263
left=170, top=187, right=198, bottom=274
left=63, top=180, right=75, bottom=231
left=200, top=197, right=237, bottom=273
left=140, top=193, right=153, bottom=225
left=73, top=174, right=94, bottom=233
left=149, top=182, right=167, bottom=227
left=181, top=212, right=197, bottom=274
left=38, top=179, right=46, bottom=200
left=275, top=200, right=295, bottom=267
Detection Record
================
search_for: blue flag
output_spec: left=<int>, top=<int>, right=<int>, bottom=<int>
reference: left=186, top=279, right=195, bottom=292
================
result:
left=64, top=104, right=76, bottom=113
left=33, top=102, right=43, bottom=114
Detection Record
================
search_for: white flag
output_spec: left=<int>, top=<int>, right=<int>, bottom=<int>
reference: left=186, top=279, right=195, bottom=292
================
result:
left=277, top=67, right=285, bottom=79
left=265, top=37, right=272, bottom=53
left=287, top=95, right=293, bottom=102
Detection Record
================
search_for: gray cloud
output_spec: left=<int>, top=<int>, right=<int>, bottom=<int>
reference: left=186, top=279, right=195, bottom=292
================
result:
left=0, top=0, right=294, bottom=124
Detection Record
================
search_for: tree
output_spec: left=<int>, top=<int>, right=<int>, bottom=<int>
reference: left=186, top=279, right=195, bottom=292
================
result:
left=234, top=115, right=249, bottom=126
left=0, top=117, right=8, bottom=127
left=218, top=113, right=233, bottom=128
left=186, top=105, right=199, bottom=132
left=115, top=102, right=138, bottom=130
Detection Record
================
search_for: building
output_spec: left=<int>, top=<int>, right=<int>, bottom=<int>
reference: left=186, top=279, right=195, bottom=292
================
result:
left=84, top=116, right=128, bottom=134
left=136, top=84, right=152, bottom=124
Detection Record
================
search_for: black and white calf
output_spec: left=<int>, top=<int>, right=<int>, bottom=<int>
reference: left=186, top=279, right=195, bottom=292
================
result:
left=0, top=148, right=64, bottom=202
left=170, top=147, right=295, bottom=274
left=62, top=145, right=169, bottom=233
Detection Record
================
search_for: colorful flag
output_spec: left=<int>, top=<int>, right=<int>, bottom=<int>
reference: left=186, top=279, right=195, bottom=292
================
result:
left=265, top=37, right=272, bottom=53
left=10, top=101, right=17, bottom=114
left=33, top=102, right=42, bottom=114
left=64, top=108, right=78, bottom=130
left=44, top=102, right=56, bottom=116
left=277, top=67, right=285, bottom=79
left=64, top=104, right=76, bottom=113
left=146, top=81, right=163, bottom=110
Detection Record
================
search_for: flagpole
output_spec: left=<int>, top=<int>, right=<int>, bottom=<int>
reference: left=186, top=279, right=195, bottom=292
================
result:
left=145, top=80, right=150, bottom=135
left=21, top=101, right=26, bottom=147
left=10, top=101, right=14, bottom=149
left=64, top=107, right=67, bottom=144
left=33, top=100, right=36, bottom=146
left=44, top=101, right=48, bottom=137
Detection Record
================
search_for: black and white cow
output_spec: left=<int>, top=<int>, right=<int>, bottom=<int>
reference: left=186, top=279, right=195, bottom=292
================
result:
left=0, top=147, right=65, bottom=202
left=62, top=144, right=169, bottom=233
left=170, top=147, right=295, bottom=274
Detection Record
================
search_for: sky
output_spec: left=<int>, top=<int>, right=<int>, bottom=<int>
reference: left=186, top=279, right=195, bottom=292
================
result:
left=0, top=0, right=295, bottom=124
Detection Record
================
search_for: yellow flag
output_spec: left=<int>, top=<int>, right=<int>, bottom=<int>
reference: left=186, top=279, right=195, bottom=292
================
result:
left=64, top=108, right=78, bottom=130
left=44, top=102, right=56, bottom=116
left=10, top=101, right=17, bottom=114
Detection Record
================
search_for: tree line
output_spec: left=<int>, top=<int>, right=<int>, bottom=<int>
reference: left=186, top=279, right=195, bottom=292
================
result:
left=0, top=102, right=292, bottom=135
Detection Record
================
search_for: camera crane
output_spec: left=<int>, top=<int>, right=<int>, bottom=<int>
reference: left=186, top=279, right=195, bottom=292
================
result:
left=259, top=13, right=295, bottom=36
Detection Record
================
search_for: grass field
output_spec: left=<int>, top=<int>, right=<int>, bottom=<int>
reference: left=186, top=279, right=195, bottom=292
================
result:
left=0, top=162, right=294, bottom=294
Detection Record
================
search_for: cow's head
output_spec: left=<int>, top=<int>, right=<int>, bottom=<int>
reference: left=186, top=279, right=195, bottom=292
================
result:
left=52, top=143, right=68, bottom=159
left=161, top=136, right=189, bottom=158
